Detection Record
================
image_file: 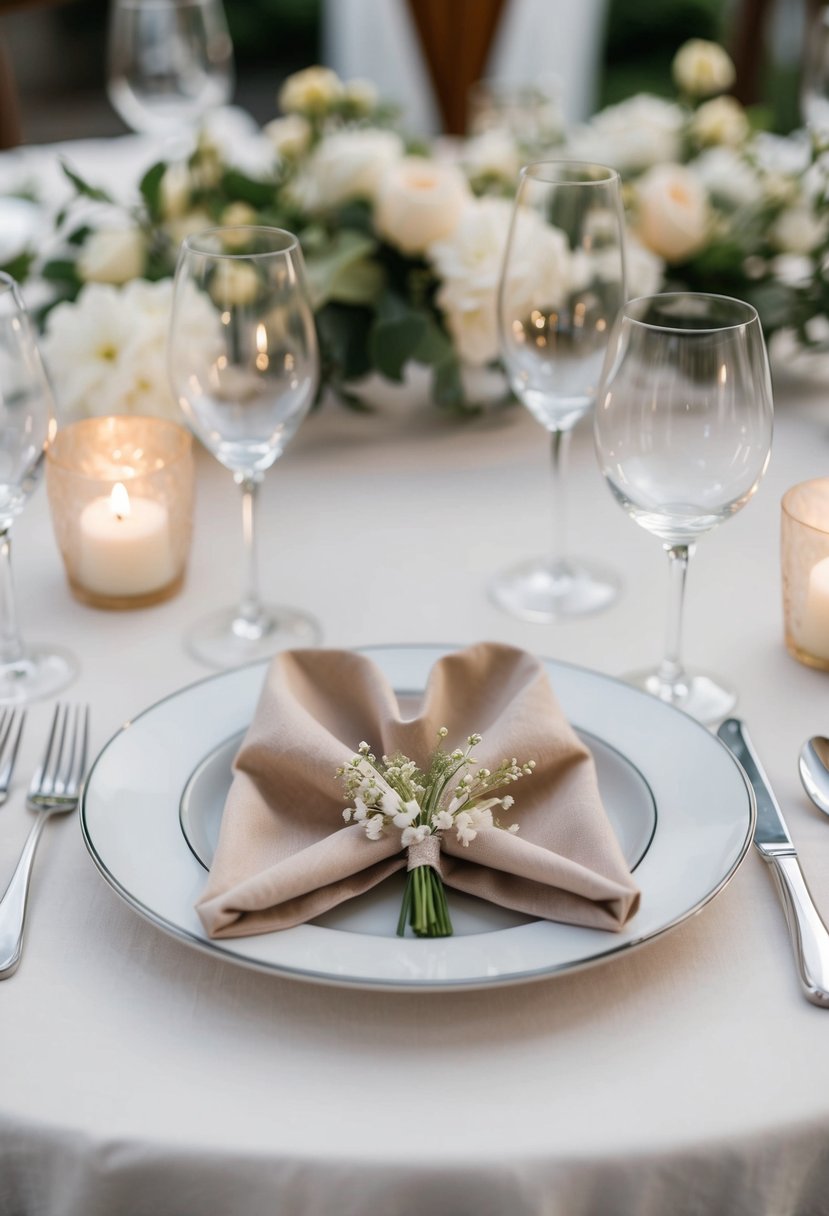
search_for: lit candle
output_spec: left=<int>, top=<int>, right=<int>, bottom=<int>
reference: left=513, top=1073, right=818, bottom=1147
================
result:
left=77, top=482, right=176, bottom=598
left=799, top=556, right=829, bottom=663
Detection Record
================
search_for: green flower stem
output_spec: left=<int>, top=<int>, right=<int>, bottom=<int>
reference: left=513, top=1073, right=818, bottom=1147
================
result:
left=397, top=864, right=453, bottom=938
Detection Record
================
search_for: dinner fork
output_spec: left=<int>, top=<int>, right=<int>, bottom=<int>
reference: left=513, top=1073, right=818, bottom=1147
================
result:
left=0, top=708, right=25, bottom=804
left=0, top=704, right=89, bottom=979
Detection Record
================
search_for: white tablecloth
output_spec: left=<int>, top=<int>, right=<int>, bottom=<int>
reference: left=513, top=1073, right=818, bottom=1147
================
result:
left=2, top=136, right=829, bottom=1216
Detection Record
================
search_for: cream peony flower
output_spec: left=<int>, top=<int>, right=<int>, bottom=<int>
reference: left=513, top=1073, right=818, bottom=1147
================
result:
left=690, top=95, right=750, bottom=147
left=264, top=114, right=312, bottom=160
left=374, top=156, right=470, bottom=255
left=163, top=208, right=214, bottom=252
left=672, top=39, right=736, bottom=98
left=209, top=260, right=260, bottom=306
left=278, top=66, right=344, bottom=116
left=634, top=164, right=709, bottom=263
left=77, top=227, right=145, bottom=285
left=568, top=95, right=684, bottom=174
left=300, top=128, right=404, bottom=210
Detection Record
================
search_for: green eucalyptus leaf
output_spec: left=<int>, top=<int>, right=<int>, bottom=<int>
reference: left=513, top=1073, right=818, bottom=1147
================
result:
left=369, top=310, right=428, bottom=381
left=304, top=229, right=378, bottom=308
left=220, top=169, right=276, bottom=209
left=139, top=161, right=167, bottom=223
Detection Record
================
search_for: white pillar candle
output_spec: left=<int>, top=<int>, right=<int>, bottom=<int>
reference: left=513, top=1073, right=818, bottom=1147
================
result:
left=799, top=556, right=829, bottom=662
left=77, top=482, right=176, bottom=598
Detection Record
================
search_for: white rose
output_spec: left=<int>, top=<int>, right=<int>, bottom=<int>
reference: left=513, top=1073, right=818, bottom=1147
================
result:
left=304, top=128, right=404, bottom=209
left=771, top=205, right=828, bottom=254
left=634, top=164, right=709, bottom=263
left=672, top=39, right=736, bottom=98
left=77, top=228, right=145, bottom=285
left=344, top=77, right=379, bottom=113
left=164, top=208, right=214, bottom=250
left=689, top=146, right=759, bottom=207
left=753, top=131, right=811, bottom=176
left=160, top=163, right=191, bottom=220
left=278, top=66, right=344, bottom=115
left=209, top=261, right=260, bottom=306
left=690, top=95, right=749, bottom=147
left=375, top=156, right=470, bottom=255
left=568, top=95, right=684, bottom=174
left=461, top=130, right=521, bottom=183
left=264, top=114, right=312, bottom=160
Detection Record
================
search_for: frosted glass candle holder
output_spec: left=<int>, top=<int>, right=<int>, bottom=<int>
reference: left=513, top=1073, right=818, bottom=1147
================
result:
left=46, top=416, right=194, bottom=610
left=782, top=478, right=829, bottom=670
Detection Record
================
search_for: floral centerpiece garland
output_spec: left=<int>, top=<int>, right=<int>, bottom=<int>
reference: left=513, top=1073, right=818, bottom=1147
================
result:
left=22, top=40, right=829, bottom=423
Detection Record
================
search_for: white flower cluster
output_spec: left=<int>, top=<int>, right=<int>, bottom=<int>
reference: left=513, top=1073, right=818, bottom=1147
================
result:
left=41, top=279, right=215, bottom=423
left=338, top=733, right=531, bottom=851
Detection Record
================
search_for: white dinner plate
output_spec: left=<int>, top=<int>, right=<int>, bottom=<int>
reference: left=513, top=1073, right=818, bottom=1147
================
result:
left=81, top=645, right=755, bottom=990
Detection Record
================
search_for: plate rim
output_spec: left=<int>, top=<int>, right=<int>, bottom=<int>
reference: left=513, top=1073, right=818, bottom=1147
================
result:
left=80, top=644, right=756, bottom=991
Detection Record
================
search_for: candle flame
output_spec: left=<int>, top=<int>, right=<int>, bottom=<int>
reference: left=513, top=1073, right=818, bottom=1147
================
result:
left=110, top=482, right=131, bottom=521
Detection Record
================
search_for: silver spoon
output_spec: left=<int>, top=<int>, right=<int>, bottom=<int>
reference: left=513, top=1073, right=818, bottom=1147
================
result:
left=799, top=737, right=829, bottom=817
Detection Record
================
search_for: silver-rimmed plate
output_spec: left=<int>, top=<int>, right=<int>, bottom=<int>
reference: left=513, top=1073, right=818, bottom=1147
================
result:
left=80, top=645, right=754, bottom=990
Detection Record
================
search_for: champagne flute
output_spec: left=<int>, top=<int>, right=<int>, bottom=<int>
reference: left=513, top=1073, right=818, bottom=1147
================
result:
left=107, top=0, right=234, bottom=144
left=0, top=274, right=77, bottom=703
left=492, top=160, right=626, bottom=621
left=169, top=226, right=320, bottom=668
left=594, top=292, right=773, bottom=724
left=802, top=6, right=829, bottom=132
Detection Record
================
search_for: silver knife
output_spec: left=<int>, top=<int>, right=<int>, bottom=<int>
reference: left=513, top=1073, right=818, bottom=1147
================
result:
left=718, top=718, right=829, bottom=1007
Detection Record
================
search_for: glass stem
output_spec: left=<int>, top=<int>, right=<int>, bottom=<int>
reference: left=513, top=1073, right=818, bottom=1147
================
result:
left=550, top=428, right=571, bottom=568
left=657, top=543, right=695, bottom=694
left=234, top=472, right=268, bottom=638
left=0, top=527, right=24, bottom=665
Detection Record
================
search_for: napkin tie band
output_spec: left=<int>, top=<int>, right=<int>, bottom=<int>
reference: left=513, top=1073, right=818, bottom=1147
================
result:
left=406, top=834, right=442, bottom=872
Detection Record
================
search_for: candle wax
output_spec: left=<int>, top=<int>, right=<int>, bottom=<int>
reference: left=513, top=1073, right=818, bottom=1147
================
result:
left=77, top=492, right=175, bottom=598
left=799, top=556, right=829, bottom=663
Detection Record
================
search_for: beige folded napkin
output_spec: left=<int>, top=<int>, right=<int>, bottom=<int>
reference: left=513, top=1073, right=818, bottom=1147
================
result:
left=196, top=642, right=640, bottom=938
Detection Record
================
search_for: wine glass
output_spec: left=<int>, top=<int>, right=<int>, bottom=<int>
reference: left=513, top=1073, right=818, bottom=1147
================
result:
left=169, top=226, right=320, bottom=668
left=0, top=274, right=77, bottom=703
left=107, top=0, right=234, bottom=145
left=802, top=6, right=829, bottom=132
left=594, top=292, right=773, bottom=724
left=492, top=160, right=626, bottom=622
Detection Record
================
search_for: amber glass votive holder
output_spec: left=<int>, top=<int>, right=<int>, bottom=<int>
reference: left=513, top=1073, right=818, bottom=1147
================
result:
left=46, top=416, right=194, bottom=610
left=782, top=478, right=829, bottom=671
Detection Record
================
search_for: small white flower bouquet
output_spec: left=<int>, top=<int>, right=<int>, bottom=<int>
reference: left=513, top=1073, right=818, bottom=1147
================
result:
left=338, top=729, right=533, bottom=937
left=25, top=39, right=829, bottom=424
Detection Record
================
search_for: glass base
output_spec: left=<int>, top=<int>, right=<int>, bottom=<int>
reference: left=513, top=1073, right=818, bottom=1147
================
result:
left=186, top=603, right=322, bottom=670
left=489, top=556, right=621, bottom=623
left=0, top=646, right=78, bottom=705
left=627, top=667, right=737, bottom=726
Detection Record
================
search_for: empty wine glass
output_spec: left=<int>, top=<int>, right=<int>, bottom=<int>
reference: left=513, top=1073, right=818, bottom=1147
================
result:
left=594, top=292, right=773, bottom=724
left=492, top=160, right=626, bottom=622
left=802, top=6, right=829, bottom=132
left=107, top=0, right=234, bottom=145
left=169, top=226, right=320, bottom=668
left=0, top=274, right=77, bottom=703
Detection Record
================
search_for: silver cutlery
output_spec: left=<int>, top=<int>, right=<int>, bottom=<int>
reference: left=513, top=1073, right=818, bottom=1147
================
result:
left=0, top=709, right=25, bottom=804
left=799, top=736, right=829, bottom=819
left=0, top=704, right=89, bottom=979
left=718, top=718, right=829, bottom=1007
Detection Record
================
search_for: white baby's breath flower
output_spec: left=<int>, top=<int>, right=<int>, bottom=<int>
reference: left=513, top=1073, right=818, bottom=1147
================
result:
left=507, top=823, right=520, bottom=834
left=431, top=809, right=455, bottom=831
left=77, top=227, right=145, bottom=285
left=672, top=39, right=736, bottom=98
left=364, top=813, right=385, bottom=841
left=392, top=799, right=420, bottom=828
left=568, top=95, right=683, bottom=174
left=264, top=114, right=312, bottom=160
left=375, top=156, right=470, bottom=255
left=455, top=812, right=477, bottom=848
left=401, top=824, right=431, bottom=847
left=690, top=95, right=749, bottom=148
left=634, top=164, right=709, bottom=263
left=342, top=808, right=352, bottom=822
left=278, top=66, right=344, bottom=116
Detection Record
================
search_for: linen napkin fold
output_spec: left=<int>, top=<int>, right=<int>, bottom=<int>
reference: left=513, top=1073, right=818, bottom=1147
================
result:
left=196, top=642, right=641, bottom=938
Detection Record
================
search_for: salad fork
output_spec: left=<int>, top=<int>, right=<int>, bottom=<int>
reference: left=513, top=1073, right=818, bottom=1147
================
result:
left=0, top=708, right=25, bottom=804
left=0, top=704, right=89, bottom=979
